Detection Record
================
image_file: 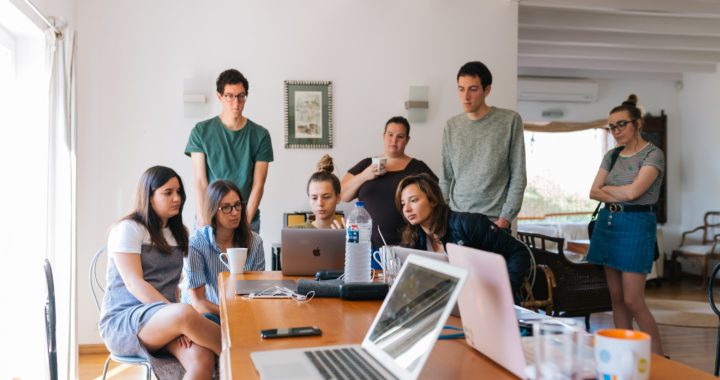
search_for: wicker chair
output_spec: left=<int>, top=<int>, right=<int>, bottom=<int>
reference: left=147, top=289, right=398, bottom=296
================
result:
left=517, top=231, right=611, bottom=330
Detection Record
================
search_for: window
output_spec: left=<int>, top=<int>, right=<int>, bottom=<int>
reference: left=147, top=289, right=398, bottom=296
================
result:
left=519, top=128, right=611, bottom=223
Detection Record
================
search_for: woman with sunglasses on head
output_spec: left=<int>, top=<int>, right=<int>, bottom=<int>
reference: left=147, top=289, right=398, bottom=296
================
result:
left=295, top=155, right=345, bottom=229
left=588, top=94, right=664, bottom=354
left=183, top=180, right=265, bottom=321
left=395, top=173, right=530, bottom=298
left=100, top=166, right=219, bottom=378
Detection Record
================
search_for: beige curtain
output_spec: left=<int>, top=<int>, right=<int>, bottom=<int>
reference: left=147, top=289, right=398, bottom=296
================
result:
left=524, top=119, right=607, bottom=132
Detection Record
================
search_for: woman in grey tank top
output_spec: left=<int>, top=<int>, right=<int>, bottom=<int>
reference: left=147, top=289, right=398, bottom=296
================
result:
left=99, top=166, right=220, bottom=378
left=587, top=95, right=665, bottom=355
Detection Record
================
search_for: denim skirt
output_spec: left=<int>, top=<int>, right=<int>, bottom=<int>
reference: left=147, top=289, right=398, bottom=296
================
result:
left=587, top=209, right=656, bottom=274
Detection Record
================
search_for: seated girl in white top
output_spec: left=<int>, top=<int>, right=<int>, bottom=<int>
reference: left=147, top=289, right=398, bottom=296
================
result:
left=296, top=155, right=345, bottom=229
left=183, top=180, right=265, bottom=318
left=99, top=166, right=219, bottom=378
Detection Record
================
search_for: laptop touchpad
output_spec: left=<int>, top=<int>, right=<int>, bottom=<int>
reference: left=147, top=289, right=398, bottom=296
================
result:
left=261, top=360, right=316, bottom=379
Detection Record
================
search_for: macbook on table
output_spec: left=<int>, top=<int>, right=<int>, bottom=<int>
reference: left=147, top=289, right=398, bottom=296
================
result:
left=251, top=254, right=468, bottom=380
left=281, top=228, right=345, bottom=276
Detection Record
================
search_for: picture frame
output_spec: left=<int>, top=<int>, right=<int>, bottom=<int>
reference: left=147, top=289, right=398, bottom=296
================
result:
left=284, top=80, right=333, bottom=148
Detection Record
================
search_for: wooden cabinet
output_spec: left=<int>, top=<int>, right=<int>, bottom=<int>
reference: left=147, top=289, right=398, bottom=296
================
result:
left=642, top=111, right=667, bottom=224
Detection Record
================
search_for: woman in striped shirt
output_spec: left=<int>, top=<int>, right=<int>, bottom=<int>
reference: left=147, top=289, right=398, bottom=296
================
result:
left=588, top=94, right=665, bottom=354
left=183, top=180, right=265, bottom=320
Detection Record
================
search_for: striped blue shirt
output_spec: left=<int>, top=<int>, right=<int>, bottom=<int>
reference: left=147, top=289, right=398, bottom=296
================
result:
left=181, top=225, right=265, bottom=305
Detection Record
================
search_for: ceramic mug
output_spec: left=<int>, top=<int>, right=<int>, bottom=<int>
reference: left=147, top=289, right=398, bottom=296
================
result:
left=219, top=247, right=248, bottom=275
left=594, top=329, right=651, bottom=380
left=371, top=156, right=387, bottom=175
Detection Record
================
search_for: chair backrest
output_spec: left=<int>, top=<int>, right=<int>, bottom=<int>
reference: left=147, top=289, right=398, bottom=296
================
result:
left=43, top=259, right=58, bottom=380
left=90, top=246, right=107, bottom=313
left=517, top=231, right=566, bottom=255
left=702, top=212, right=720, bottom=244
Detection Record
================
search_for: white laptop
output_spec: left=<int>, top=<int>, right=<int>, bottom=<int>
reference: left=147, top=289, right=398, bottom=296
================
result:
left=447, top=244, right=593, bottom=379
left=281, top=228, right=345, bottom=275
left=251, top=255, right=468, bottom=380
left=446, top=243, right=528, bottom=378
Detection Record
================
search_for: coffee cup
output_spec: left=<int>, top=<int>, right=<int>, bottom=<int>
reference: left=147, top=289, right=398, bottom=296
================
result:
left=219, top=247, right=248, bottom=275
left=371, top=156, right=387, bottom=175
left=594, top=329, right=651, bottom=380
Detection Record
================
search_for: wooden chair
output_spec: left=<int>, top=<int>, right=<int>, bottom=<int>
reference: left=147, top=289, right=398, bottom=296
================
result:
left=517, top=231, right=611, bottom=330
left=671, top=211, right=720, bottom=287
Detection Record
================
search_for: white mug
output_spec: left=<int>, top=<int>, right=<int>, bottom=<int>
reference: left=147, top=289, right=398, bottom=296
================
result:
left=595, top=329, right=651, bottom=380
left=371, top=156, right=387, bottom=175
left=219, top=247, right=248, bottom=275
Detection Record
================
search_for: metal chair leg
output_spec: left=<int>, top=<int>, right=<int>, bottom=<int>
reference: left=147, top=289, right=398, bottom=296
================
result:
left=144, top=362, right=152, bottom=380
left=101, top=355, right=112, bottom=380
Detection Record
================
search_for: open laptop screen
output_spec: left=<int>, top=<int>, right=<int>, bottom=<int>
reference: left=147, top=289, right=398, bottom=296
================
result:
left=367, top=262, right=460, bottom=372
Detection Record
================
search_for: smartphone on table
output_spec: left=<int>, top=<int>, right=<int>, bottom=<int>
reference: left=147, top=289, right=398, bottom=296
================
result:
left=260, top=326, right=322, bottom=339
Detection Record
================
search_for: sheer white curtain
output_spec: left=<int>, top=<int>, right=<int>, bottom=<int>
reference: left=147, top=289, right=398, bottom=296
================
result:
left=46, top=21, right=77, bottom=380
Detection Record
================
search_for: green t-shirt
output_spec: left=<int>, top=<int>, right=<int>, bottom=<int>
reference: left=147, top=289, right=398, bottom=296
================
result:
left=185, top=117, right=274, bottom=220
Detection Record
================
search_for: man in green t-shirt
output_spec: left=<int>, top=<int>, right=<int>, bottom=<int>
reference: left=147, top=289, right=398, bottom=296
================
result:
left=185, top=69, right=274, bottom=232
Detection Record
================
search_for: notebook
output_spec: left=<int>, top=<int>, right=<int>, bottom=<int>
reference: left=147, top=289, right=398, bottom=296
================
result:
left=251, top=255, right=468, bottom=380
left=281, top=228, right=345, bottom=276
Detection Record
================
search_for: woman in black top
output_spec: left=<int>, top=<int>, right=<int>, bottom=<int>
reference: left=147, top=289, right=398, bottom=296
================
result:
left=396, top=173, right=530, bottom=297
left=341, top=116, right=437, bottom=255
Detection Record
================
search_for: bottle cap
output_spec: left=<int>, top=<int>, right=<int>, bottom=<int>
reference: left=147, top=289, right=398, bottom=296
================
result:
left=356, top=201, right=365, bottom=207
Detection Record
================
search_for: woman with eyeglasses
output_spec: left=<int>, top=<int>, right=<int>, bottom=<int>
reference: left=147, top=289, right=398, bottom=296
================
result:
left=588, top=94, right=664, bottom=354
left=294, top=155, right=345, bottom=229
left=100, top=166, right=219, bottom=378
left=182, top=180, right=265, bottom=320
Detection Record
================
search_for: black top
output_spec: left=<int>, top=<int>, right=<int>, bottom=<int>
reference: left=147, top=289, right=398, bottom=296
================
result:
left=348, top=157, right=437, bottom=249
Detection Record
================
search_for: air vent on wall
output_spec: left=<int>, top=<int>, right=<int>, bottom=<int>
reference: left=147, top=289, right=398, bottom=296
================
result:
left=518, top=78, right=598, bottom=103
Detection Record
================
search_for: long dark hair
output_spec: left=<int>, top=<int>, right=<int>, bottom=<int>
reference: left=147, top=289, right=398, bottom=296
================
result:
left=307, top=154, right=340, bottom=195
left=395, top=173, right=449, bottom=247
left=123, top=166, right=189, bottom=256
left=204, top=180, right=253, bottom=249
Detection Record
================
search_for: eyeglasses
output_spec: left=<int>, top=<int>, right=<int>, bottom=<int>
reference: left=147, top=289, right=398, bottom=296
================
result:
left=222, top=93, right=247, bottom=102
left=608, top=119, right=636, bottom=133
left=219, top=201, right=243, bottom=214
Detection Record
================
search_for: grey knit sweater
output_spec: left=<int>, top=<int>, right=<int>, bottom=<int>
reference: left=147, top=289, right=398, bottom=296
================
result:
left=440, top=107, right=527, bottom=221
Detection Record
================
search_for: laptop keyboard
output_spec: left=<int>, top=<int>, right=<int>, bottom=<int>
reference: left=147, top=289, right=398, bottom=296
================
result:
left=304, top=347, right=398, bottom=380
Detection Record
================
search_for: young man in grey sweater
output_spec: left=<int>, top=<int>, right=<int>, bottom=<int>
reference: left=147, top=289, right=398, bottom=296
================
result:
left=440, top=61, right=527, bottom=229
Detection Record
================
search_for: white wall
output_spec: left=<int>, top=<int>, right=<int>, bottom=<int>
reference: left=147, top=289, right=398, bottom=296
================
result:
left=675, top=66, right=720, bottom=274
left=517, top=79, right=682, bottom=253
left=75, top=0, right=519, bottom=344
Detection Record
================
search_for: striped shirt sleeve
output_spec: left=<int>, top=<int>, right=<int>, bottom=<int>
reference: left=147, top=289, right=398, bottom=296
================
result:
left=186, top=234, right=210, bottom=289
left=246, top=232, right=266, bottom=271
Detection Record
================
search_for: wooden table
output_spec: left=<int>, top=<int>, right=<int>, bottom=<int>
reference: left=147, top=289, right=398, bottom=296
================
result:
left=219, top=271, right=715, bottom=379
left=567, top=239, right=591, bottom=255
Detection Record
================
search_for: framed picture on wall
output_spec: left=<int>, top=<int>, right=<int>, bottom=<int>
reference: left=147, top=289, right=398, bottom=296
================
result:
left=284, top=80, right=333, bottom=148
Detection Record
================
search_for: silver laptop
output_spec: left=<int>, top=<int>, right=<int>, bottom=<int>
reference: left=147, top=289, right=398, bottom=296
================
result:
left=251, top=255, right=468, bottom=380
left=281, top=228, right=345, bottom=275
left=446, top=244, right=593, bottom=379
left=235, top=279, right=298, bottom=295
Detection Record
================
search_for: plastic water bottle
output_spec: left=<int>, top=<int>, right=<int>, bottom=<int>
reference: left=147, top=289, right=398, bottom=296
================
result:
left=345, top=201, right=372, bottom=282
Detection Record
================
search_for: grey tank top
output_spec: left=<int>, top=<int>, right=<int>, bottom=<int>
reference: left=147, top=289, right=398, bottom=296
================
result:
left=101, top=243, right=183, bottom=321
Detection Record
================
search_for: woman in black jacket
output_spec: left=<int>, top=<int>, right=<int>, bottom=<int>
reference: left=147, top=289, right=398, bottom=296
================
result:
left=395, top=173, right=530, bottom=296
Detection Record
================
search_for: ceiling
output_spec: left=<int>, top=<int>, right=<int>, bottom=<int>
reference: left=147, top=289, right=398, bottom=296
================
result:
left=518, top=0, right=720, bottom=80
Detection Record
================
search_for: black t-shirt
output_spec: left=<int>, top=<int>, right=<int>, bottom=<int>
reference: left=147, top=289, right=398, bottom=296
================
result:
left=348, top=158, right=437, bottom=249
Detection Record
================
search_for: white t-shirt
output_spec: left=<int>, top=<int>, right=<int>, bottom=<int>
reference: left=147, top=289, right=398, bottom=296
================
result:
left=108, top=219, right=178, bottom=254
